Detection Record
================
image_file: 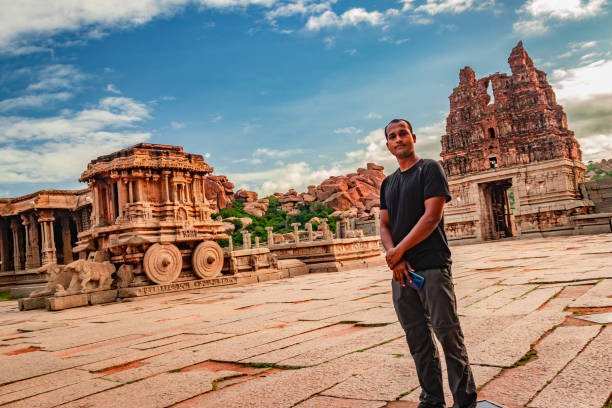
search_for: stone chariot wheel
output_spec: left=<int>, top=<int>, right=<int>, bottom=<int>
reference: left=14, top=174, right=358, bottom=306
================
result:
left=143, top=243, right=183, bottom=284
left=192, top=241, right=224, bottom=279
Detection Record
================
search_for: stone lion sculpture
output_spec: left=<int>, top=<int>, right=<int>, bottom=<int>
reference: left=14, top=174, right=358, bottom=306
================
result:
left=55, top=260, right=116, bottom=296
left=30, top=263, right=73, bottom=298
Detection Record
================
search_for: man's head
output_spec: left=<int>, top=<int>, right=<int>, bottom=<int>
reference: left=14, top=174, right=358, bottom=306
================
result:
left=384, top=119, right=413, bottom=139
left=385, top=119, right=416, bottom=160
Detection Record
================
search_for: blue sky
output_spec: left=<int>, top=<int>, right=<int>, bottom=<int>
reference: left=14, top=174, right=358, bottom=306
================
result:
left=1, top=0, right=611, bottom=197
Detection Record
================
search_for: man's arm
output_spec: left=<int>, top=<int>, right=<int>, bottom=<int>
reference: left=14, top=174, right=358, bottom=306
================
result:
left=380, top=209, right=413, bottom=285
left=385, top=195, right=446, bottom=269
left=379, top=209, right=394, bottom=252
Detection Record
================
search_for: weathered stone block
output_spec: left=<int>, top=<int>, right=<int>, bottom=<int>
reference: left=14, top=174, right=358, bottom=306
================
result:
left=88, top=289, right=118, bottom=305
left=11, top=285, right=46, bottom=299
left=18, top=296, right=48, bottom=311
left=47, top=294, right=88, bottom=311
left=257, top=271, right=282, bottom=282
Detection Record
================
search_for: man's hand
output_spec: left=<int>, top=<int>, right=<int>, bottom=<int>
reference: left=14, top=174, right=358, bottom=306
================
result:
left=392, top=260, right=414, bottom=287
left=385, top=246, right=404, bottom=269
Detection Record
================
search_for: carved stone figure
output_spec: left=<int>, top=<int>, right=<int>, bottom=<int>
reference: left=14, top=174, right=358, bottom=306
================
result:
left=30, top=263, right=73, bottom=297
left=55, top=259, right=116, bottom=296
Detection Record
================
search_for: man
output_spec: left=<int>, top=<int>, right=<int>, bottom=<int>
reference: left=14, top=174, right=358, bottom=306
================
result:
left=379, top=119, right=477, bottom=408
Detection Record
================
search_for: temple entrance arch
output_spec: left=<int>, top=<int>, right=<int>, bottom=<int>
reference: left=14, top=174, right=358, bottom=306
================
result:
left=478, top=179, right=516, bottom=240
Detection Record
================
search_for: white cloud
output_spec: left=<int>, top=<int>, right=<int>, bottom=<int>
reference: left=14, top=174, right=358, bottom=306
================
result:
left=0, top=96, right=151, bottom=184
left=552, top=59, right=612, bottom=100
left=514, top=0, right=606, bottom=37
left=212, top=113, right=223, bottom=122
left=305, top=8, right=385, bottom=31
left=253, top=147, right=304, bottom=158
left=228, top=161, right=345, bottom=196
left=0, top=92, right=72, bottom=113
left=519, top=0, right=606, bottom=19
left=512, top=18, right=549, bottom=36
left=323, top=35, right=335, bottom=48
left=265, top=0, right=336, bottom=22
left=0, top=0, right=278, bottom=53
left=344, top=48, right=357, bottom=55
left=366, top=112, right=383, bottom=119
left=415, top=0, right=496, bottom=15
left=333, top=126, right=362, bottom=135
left=106, top=84, right=121, bottom=94
left=551, top=59, right=612, bottom=160
left=171, top=121, right=187, bottom=129
left=26, top=64, right=86, bottom=91
left=379, top=36, right=409, bottom=44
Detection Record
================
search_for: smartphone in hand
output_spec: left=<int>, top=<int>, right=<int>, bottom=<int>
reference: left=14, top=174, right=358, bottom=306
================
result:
left=403, top=270, right=425, bottom=290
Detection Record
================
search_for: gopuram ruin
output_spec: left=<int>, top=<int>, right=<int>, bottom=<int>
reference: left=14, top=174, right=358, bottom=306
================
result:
left=441, top=41, right=608, bottom=242
left=1, top=144, right=382, bottom=311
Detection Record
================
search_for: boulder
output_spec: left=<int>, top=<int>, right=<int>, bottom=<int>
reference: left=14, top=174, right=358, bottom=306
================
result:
left=323, top=191, right=356, bottom=212
left=235, top=189, right=258, bottom=203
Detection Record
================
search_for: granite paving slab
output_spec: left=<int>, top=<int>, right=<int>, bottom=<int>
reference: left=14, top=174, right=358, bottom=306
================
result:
left=528, top=326, right=612, bottom=408
left=478, top=325, right=601, bottom=408
left=569, top=278, right=612, bottom=308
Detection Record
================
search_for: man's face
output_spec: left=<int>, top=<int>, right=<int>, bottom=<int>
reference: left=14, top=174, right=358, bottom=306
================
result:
left=386, top=121, right=416, bottom=159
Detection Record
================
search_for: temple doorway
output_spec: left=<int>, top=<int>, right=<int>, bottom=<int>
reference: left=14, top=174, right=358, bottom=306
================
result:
left=480, top=179, right=516, bottom=240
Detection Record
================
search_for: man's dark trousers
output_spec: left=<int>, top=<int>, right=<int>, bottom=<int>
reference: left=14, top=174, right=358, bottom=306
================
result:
left=392, top=267, right=477, bottom=408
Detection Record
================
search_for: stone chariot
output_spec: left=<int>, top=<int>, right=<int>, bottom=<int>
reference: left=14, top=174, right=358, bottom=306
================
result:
left=73, top=144, right=229, bottom=287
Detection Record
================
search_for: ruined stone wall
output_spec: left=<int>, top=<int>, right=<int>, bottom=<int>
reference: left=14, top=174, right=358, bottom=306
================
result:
left=580, top=178, right=612, bottom=213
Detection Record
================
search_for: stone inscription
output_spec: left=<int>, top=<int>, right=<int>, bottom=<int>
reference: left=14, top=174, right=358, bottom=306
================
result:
left=120, top=276, right=237, bottom=297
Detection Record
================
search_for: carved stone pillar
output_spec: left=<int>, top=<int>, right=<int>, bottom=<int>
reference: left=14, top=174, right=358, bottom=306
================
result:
left=291, top=223, right=300, bottom=243
left=61, top=216, right=73, bottom=264
left=0, top=220, right=10, bottom=272
left=162, top=171, right=171, bottom=203
left=265, top=227, right=274, bottom=245
left=128, top=180, right=134, bottom=204
left=117, top=179, right=128, bottom=217
left=21, top=214, right=40, bottom=269
left=89, top=180, right=102, bottom=227
left=38, top=210, right=57, bottom=265
left=10, top=218, right=22, bottom=271
left=241, top=230, right=249, bottom=249
left=374, top=211, right=381, bottom=236
left=20, top=214, right=32, bottom=269
left=305, top=222, right=314, bottom=241
left=254, top=236, right=260, bottom=248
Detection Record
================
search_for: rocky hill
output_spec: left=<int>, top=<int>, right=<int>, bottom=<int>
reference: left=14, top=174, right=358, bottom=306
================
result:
left=586, top=159, right=612, bottom=180
left=205, top=163, right=386, bottom=219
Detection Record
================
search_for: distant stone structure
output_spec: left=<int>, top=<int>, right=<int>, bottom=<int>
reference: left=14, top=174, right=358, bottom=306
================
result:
left=0, top=190, right=91, bottom=288
left=441, top=42, right=595, bottom=242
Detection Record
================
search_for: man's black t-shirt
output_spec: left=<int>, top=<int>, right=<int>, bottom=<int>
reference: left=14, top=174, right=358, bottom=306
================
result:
left=380, top=159, right=452, bottom=271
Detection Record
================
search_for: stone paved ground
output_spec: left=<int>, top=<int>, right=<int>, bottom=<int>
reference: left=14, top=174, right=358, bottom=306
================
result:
left=1, top=233, right=611, bottom=408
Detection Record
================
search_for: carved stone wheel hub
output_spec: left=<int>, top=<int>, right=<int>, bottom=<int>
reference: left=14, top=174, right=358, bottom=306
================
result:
left=143, top=243, right=183, bottom=284
left=192, top=241, right=223, bottom=279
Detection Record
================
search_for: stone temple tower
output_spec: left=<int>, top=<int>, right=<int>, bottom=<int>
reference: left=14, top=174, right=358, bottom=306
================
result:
left=441, top=42, right=593, bottom=242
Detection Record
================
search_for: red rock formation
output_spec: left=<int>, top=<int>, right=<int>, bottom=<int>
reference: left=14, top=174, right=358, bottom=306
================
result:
left=235, top=189, right=258, bottom=203
left=208, top=162, right=385, bottom=217
left=441, top=41, right=582, bottom=177
left=205, top=175, right=235, bottom=210
left=274, top=162, right=385, bottom=217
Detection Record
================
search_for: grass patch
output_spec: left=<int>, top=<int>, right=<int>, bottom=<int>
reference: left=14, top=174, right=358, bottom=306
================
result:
left=355, top=323, right=390, bottom=327
left=512, top=348, right=538, bottom=367
left=338, top=320, right=359, bottom=325
left=0, top=291, right=13, bottom=302
left=211, top=380, right=218, bottom=391
left=168, top=369, right=181, bottom=373
left=393, top=354, right=404, bottom=358
left=242, top=362, right=303, bottom=370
